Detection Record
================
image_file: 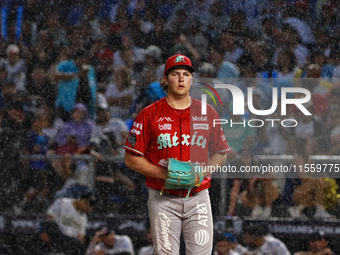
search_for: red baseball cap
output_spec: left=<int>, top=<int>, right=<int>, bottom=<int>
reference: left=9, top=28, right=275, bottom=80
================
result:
left=164, top=54, right=195, bottom=75
left=98, top=49, right=114, bottom=60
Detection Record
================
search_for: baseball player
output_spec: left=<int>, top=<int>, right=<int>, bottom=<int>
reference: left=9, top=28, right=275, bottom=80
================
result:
left=124, top=54, right=229, bottom=255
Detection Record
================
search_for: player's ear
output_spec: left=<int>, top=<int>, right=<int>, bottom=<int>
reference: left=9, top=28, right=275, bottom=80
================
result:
left=163, top=75, right=168, bottom=85
left=161, top=77, right=168, bottom=92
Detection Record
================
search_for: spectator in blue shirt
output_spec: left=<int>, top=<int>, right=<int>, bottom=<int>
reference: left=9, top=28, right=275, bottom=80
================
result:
left=54, top=49, right=97, bottom=120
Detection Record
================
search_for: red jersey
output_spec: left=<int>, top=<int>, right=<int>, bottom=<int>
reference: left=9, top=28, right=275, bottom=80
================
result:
left=124, top=97, right=229, bottom=192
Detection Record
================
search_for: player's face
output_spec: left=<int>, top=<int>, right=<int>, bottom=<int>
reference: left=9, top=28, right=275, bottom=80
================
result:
left=165, top=68, right=193, bottom=97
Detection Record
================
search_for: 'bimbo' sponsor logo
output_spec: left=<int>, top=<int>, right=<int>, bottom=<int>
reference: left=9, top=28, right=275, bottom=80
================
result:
left=159, top=123, right=172, bottom=130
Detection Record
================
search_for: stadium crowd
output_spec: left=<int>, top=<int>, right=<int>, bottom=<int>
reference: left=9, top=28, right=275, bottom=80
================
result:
left=1, top=0, right=340, bottom=253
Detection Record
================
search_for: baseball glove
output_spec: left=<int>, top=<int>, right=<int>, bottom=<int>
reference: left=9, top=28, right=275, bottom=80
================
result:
left=164, top=158, right=204, bottom=190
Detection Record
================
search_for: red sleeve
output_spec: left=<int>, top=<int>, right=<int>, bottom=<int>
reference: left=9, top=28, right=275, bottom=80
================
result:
left=124, top=109, right=150, bottom=156
left=208, top=106, right=230, bottom=155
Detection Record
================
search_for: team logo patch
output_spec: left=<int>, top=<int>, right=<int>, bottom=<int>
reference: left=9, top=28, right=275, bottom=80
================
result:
left=175, top=55, right=185, bottom=63
left=128, top=133, right=137, bottom=147
left=194, top=229, right=209, bottom=246
left=193, top=124, right=209, bottom=130
left=156, top=117, right=173, bottom=122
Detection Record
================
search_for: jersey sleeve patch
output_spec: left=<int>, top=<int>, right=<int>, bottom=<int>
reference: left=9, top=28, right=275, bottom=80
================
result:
left=127, top=133, right=137, bottom=147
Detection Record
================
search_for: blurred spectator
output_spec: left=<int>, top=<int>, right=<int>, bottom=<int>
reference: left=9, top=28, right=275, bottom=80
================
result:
left=46, top=191, right=97, bottom=252
left=260, top=0, right=288, bottom=26
left=0, top=79, right=17, bottom=109
left=294, top=233, right=335, bottom=255
left=18, top=114, right=50, bottom=213
left=27, top=66, right=56, bottom=108
left=169, top=32, right=202, bottom=64
left=132, top=45, right=165, bottom=116
left=143, top=45, right=164, bottom=80
left=0, top=99, right=32, bottom=212
left=272, top=47, right=298, bottom=95
left=283, top=6, right=316, bottom=45
left=54, top=49, right=97, bottom=120
left=248, top=41, right=273, bottom=78
left=221, top=112, right=256, bottom=159
left=294, top=97, right=326, bottom=152
left=98, top=19, right=122, bottom=52
left=214, top=231, right=249, bottom=255
left=226, top=0, right=265, bottom=31
left=138, top=223, right=153, bottom=255
left=209, top=46, right=240, bottom=79
left=178, top=0, right=215, bottom=27
left=225, top=232, right=249, bottom=255
left=260, top=15, right=280, bottom=63
left=226, top=10, right=253, bottom=39
left=165, top=8, right=189, bottom=34
left=57, top=103, right=94, bottom=151
left=331, top=50, right=340, bottom=85
left=241, top=176, right=280, bottom=218
left=50, top=103, right=94, bottom=181
left=130, top=1, right=157, bottom=47
left=313, top=29, right=332, bottom=59
left=309, top=47, right=334, bottom=80
left=31, top=30, right=58, bottom=69
left=327, top=87, right=340, bottom=110
left=0, top=236, right=12, bottom=255
left=278, top=24, right=310, bottom=67
left=0, top=44, right=27, bottom=91
left=242, top=225, right=290, bottom=255
left=303, top=64, right=332, bottom=97
left=95, top=45, right=115, bottom=85
left=86, top=225, right=135, bottom=255
left=42, top=10, right=67, bottom=48
left=204, top=1, right=230, bottom=44
left=142, top=16, right=172, bottom=59
left=91, top=98, right=137, bottom=214
left=236, top=54, right=273, bottom=110
left=113, top=33, right=145, bottom=77
left=314, top=2, right=338, bottom=36
left=285, top=138, right=334, bottom=218
left=83, top=3, right=103, bottom=40
left=105, top=66, right=137, bottom=120
left=213, top=234, right=240, bottom=255
left=37, top=220, right=82, bottom=255
left=236, top=151, right=280, bottom=218
left=219, top=30, right=244, bottom=64
left=0, top=64, right=7, bottom=83
left=261, top=108, right=295, bottom=155
left=182, top=20, right=209, bottom=61
left=327, top=107, right=340, bottom=155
